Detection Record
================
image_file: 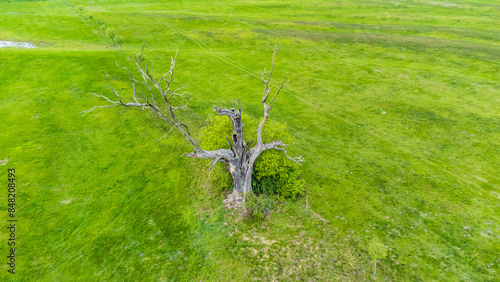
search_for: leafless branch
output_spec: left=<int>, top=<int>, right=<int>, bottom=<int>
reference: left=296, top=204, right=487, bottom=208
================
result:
left=81, top=104, right=121, bottom=115
left=172, top=99, right=191, bottom=111
left=269, top=72, right=288, bottom=105
left=83, top=46, right=208, bottom=154
left=261, top=141, right=304, bottom=165
left=89, top=92, right=120, bottom=104
left=208, top=154, right=225, bottom=178
left=159, top=50, right=177, bottom=88
left=154, top=126, right=174, bottom=141
left=169, top=83, right=189, bottom=98
left=140, top=70, right=158, bottom=108
left=116, top=62, right=139, bottom=103
left=261, top=45, right=278, bottom=103
left=256, top=46, right=289, bottom=146
left=275, top=146, right=304, bottom=165
left=104, top=72, right=123, bottom=104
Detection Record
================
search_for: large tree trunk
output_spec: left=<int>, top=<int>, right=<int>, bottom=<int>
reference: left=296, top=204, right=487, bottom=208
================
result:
left=228, top=164, right=251, bottom=194
left=213, top=101, right=256, bottom=197
left=228, top=147, right=257, bottom=195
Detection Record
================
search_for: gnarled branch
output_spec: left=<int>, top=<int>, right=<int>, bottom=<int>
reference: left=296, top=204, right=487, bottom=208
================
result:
left=82, top=44, right=206, bottom=156
left=262, top=141, right=304, bottom=165
left=256, top=46, right=289, bottom=146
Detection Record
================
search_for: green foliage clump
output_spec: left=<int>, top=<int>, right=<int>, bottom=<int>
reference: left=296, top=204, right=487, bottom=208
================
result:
left=251, top=177, right=280, bottom=195
left=199, top=114, right=305, bottom=199
left=368, top=238, right=388, bottom=276
left=114, top=35, right=124, bottom=52
left=76, top=5, right=84, bottom=13
left=368, top=238, right=387, bottom=261
left=252, top=120, right=305, bottom=200
left=244, top=193, right=274, bottom=220
left=105, top=28, right=116, bottom=46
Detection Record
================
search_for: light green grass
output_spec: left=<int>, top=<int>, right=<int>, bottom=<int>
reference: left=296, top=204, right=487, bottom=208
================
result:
left=0, top=0, right=499, bottom=280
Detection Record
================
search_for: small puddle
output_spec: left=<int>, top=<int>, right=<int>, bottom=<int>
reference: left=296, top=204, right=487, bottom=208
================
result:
left=0, top=41, right=36, bottom=48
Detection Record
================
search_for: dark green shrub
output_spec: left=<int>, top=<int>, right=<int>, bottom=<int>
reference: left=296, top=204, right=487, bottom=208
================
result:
left=252, top=176, right=279, bottom=195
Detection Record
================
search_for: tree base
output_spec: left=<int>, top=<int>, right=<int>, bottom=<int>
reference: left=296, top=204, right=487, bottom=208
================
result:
left=223, top=191, right=244, bottom=209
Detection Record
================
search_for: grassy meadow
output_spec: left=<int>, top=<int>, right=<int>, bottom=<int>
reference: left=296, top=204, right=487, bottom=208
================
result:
left=0, top=0, right=499, bottom=280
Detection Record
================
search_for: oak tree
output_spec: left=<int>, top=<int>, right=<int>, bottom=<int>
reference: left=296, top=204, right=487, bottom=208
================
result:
left=83, top=45, right=303, bottom=206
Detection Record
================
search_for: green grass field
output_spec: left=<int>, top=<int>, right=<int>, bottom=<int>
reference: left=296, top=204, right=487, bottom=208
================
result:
left=1, top=0, right=499, bottom=280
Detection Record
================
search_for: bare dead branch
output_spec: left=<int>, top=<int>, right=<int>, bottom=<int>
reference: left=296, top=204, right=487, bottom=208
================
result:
left=160, top=50, right=177, bottom=88
left=261, top=45, right=278, bottom=103
left=135, top=41, right=146, bottom=65
left=81, top=104, right=121, bottom=115
left=178, top=123, right=191, bottom=135
left=116, top=62, right=139, bottom=103
left=275, top=147, right=304, bottom=165
left=132, top=78, right=145, bottom=84
left=169, top=83, right=189, bottom=99
left=154, top=126, right=174, bottom=142
left=256, top=46, right=289, bottom=146
left=89, top=92, right=120, bottom=104
left=208, top=154, right=224, bottom=178
left=172, top=99, right=191, bottom=111
left=260, top=141, right=304, bottom=165
left=140, top=71, right=158, bottom=108
left=104, top=72, right=123, bottom=104
left=269, top=72, right=289, bottom=105
left=213, top=105, right=238, bottom=117
left=245, top=140, right=253, bottom=152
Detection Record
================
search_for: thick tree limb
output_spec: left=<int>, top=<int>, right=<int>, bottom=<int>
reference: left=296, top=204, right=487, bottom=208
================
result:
left=213, top=101, right=246, bottom=155
left=262, top=141, right=304, bottom=165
